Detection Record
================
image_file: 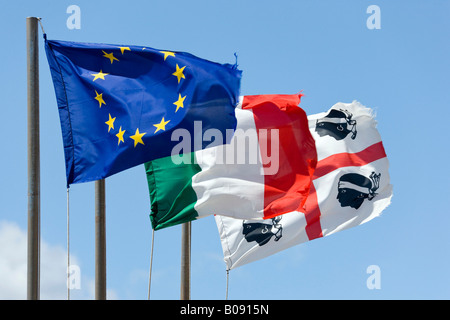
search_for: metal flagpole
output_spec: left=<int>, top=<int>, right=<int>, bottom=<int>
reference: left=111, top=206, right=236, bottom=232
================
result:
left=95, top=179, right=107, bottom=300
left=180, top=221, right=191, bottom=300
left=26, top=16, right=40, bottom=300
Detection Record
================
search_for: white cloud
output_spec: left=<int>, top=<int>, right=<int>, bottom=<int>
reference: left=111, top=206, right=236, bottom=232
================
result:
left=0, top=221, right=27, bottom=299
left=0, top=220, right=118, bottom=300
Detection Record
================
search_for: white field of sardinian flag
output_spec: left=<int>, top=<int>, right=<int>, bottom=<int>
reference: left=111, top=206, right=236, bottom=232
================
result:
left=215, top=101, right=393, bottom=270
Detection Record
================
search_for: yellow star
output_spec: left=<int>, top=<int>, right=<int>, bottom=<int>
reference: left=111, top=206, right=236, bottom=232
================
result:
left=173, top=94, right=186, bottom=112
left=153, top=117, right=170, bottom=133
left=105, top=113, right=116, bottom=132
left=130, top=128, right=146, bottom=147
left=94, top=90, right=106, bottom=108
left=102, top=50, right=119, bottom=64
left=91, top=70, right=109, bottom=81
left=172, top=64, right=186, bottom=83
left=119, top=46, right=131, bottom=54
left=116, top=126, right=126, bottom=145
left=160, top=51, right=175, bottom=61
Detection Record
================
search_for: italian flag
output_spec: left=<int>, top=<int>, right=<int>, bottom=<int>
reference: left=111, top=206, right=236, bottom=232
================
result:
left=215, top=101, right=393, bottom=269
left=145, top=94, right=317, bottom=230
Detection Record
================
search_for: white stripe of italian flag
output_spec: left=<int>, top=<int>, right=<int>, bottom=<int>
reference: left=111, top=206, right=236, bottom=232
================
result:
left=145, top=94, right=317, bottom=230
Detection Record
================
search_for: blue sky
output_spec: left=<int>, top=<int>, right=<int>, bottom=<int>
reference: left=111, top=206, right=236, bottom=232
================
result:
left=0, top=0, right=449, bottom=300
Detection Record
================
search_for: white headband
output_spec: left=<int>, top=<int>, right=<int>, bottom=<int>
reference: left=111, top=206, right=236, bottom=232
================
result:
left=316, top=117, right=347, bottom=125
left=338, top=181, right=370, bottom=195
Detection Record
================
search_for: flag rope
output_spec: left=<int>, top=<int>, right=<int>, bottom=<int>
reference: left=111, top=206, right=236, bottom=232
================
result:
left=147, top=228, right=155, bottom=300
left=66, top=187, right=70, bottom=300
left=36, top=17, right=45, bottom=34
left=226, top=269, right=229, bottom=300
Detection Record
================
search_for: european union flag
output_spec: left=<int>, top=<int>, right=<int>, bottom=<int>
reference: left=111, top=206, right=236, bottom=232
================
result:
left=44, top=38, right=241, bottom=185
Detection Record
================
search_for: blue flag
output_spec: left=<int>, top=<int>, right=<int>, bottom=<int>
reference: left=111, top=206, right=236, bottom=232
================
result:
left=44, top=38, right=241, bottom=185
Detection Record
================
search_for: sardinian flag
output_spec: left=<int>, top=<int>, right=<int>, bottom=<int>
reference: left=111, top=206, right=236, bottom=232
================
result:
left=215, top=101, right=393, bottom=270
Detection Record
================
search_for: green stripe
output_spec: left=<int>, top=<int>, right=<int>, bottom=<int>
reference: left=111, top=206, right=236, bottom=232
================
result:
left=145, top=153, right=202, bottom=230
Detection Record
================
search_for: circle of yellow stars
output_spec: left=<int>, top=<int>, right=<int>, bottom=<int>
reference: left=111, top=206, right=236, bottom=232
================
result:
left=90, top=47, right=187, bottom=147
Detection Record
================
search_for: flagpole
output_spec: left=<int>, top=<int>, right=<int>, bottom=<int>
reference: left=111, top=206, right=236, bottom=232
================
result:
left=95, top=179, right=106, bottom=300
left=180, top=221, right=191, bottom=300
left=26, top=16, right=40, bottom=300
